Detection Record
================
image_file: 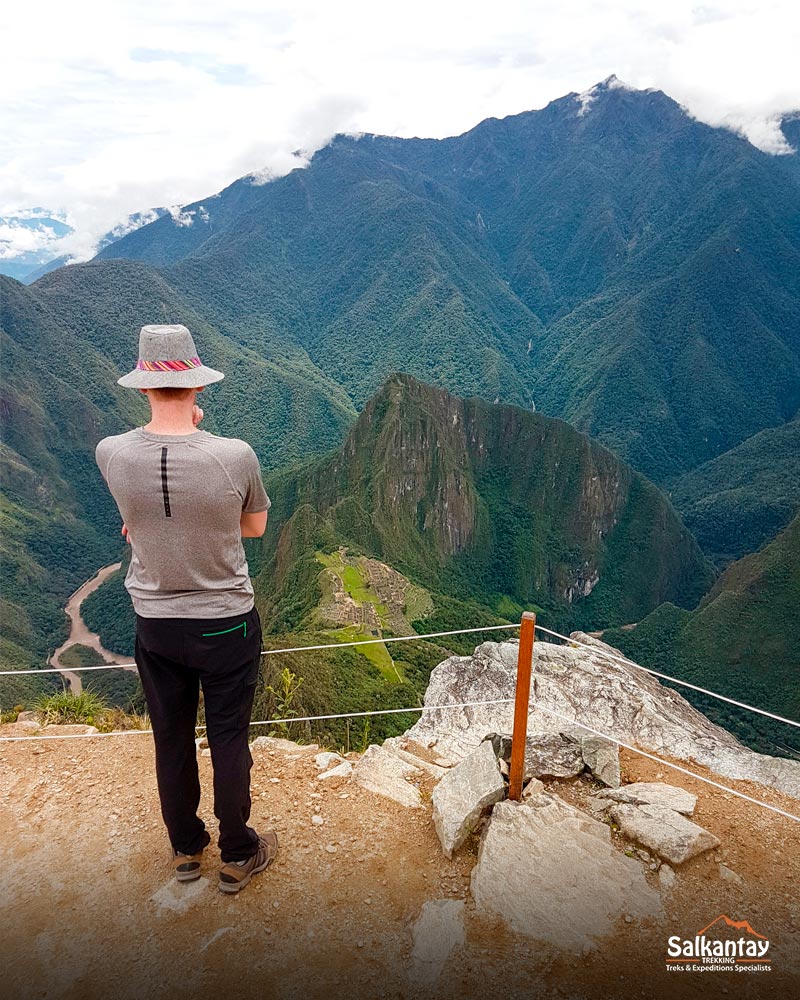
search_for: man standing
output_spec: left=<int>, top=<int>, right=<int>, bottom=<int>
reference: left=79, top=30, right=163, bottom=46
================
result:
left=95, top=324, right=277, bottom=893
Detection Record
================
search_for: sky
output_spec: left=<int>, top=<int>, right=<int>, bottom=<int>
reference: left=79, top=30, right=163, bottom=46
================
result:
left=2, top=0, right=800, bottom=263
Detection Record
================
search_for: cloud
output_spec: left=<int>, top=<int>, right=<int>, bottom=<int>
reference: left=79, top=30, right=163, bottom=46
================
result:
left=1, top=0, right=799, bottom=262
left=167, top=205, right=199, bottom=228
left=0, top=221, right=60, bottom=259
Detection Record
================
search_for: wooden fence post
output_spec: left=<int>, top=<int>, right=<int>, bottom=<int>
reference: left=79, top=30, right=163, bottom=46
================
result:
left=508, top=611, right=536, bottom=801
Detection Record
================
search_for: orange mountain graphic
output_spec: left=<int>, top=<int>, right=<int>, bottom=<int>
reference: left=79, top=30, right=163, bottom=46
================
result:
left=697, top=915, right=767, bottom=939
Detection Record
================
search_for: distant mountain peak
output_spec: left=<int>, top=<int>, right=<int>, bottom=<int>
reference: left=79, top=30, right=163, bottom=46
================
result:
left=569, top=74, right=679, bottom=121
left=574, top=74, right=636, bottom=116
left=599, top=73, right=626, bottom=89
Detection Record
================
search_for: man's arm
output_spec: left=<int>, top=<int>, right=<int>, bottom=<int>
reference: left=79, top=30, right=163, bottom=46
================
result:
left=124, top=498, right=267, bottom=541
left=240, top=509, right=268, bottom=537
left=239, top=443, right=270, bottom=538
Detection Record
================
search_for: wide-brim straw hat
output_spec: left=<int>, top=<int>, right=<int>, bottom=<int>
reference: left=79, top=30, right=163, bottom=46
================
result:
left=118, top=324, right=225, bottom=388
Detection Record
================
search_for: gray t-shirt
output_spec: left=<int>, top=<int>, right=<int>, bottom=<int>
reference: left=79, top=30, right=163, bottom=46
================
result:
left=95, top=427, right=270, bottom=618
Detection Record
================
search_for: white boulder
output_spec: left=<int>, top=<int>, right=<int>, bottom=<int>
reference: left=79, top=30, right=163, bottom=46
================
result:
left=591, top=781, right=697, bottom=816
left=607, top=802, right=719, bottom=865
left=470, top=795, right=662, bottom=953
left=352, top=744, right=423, bottom=809
left=432, top=740, right=506, bottom=858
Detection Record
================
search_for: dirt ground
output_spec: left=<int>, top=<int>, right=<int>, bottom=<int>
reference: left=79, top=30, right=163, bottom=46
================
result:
left=0, top=731, right=798, bottom=1000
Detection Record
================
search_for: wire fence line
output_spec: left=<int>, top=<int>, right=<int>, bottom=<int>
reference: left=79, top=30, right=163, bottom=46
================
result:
left=0, top=622, right=522, bottom=676
left=0, top=697, right=516, bottom=743
left=2, top=686, right=798, bottom=825
left=4, top=617, right=798, bottom=734
left=534, top=624, right=800, bottom=731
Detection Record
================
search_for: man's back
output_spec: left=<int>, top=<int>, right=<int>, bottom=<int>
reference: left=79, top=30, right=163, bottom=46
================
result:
left=95, top=427, right=270, bottom=618
left=96, top=323, right=277, bottom=883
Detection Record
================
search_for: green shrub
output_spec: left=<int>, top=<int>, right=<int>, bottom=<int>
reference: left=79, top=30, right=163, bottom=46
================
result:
left=35, top=689, right=109, bottom=727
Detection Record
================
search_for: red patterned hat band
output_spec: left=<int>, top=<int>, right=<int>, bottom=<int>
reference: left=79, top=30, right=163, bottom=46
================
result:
left=136, top=356, right=203, bottom=372
left=118, top=325, right=224, bottom=387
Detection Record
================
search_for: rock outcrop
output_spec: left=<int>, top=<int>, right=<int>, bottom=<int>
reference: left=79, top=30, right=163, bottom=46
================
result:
left=521, top=731, right=585, bottom=779
left=580, top=734, right=621, bottom=788
left=431, top=741, right=506, bottom=858
left=405, top=634, right=800, bottom=798
left=483, top=728, right=620, bottom=786
left=470, top=795, right=663, bottom=953
left=589, top=781, right=719, bottom=864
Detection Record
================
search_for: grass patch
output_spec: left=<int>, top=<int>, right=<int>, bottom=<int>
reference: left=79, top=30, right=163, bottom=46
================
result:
left=31, top=688, right=150, bottom=732
left=35, top=689, right=109, bottom=727
left=322, top=625, right=405, bottom=683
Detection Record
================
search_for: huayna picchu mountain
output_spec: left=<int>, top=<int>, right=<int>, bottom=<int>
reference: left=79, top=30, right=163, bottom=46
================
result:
left=257, top=375, right=714, bottom=634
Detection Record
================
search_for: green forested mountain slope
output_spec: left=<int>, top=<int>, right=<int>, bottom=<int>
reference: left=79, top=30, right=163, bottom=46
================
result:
left=31, top=260, right=357, bottom=467
left=99, top=78, right=800, bottom=482
left=670, top=416, right=800, bottom=565
left=5, top=78, right=800, bottom=711
left=0, top=277, right=127, bottom=702
left=605, top=511, right=800, bottom=756
left=0, top=265, right=356, bottom=700
left=159, top=146, right=543, bottom=409
left=256, top=374, right=714, bottom=634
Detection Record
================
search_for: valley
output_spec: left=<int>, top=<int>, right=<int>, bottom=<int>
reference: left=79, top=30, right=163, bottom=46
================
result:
left=47, top=562, right=132, bottom=694
left=1, top=77, right=799, bottom=758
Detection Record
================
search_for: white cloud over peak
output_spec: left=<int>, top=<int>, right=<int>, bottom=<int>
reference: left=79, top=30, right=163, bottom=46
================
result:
left=0, top=221, right=59, bottom=260
left=1, top=0, right=799, bottom=265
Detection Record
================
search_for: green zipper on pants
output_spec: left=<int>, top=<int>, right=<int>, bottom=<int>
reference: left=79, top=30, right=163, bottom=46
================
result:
left=201, top=620, right=247, bottom=638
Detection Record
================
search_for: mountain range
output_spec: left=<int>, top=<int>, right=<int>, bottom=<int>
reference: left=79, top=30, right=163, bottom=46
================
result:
left=96, top=75, right=800, bottom=484
left=1, top=77, right=799, bottom=748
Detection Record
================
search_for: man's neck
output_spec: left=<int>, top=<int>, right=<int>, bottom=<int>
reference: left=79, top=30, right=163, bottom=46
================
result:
left=141, top=389, right=203, bottom=434
left=142, top=421, right=199, bottom=435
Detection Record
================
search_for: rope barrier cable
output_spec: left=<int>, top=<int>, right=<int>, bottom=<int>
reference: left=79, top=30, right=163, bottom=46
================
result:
left=534, top=624, right=800, bottom=732
left=2, top=687, right=797, bottom=826
left=214, top=698, right=515, bottom=730
left=1, top=663, right=139, bottom=676
left=4, top=618, right=798, bottom=737
left=258, top=623, right=521, bottom=656
left=524, top=700, right=800, bottom=825
left=2, top=616, right=798, bottom=822
left=0, top=698, right=515, bottom=743
left=0, top=622, right=523, bottom=676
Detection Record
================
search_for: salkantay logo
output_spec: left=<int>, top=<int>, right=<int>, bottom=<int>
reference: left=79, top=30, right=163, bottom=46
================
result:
left=666, top=915, right=771, bottom=973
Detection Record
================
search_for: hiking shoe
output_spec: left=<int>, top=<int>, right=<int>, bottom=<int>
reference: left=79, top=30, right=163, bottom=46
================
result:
left=218, top=831, right=278, bottom=894
left=171, top=847, right=204, bottom=882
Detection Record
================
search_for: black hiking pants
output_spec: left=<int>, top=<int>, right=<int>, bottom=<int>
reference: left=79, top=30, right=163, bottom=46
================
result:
left=133, top=605, right=263, bottom=862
